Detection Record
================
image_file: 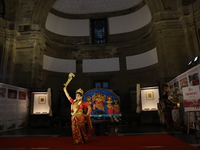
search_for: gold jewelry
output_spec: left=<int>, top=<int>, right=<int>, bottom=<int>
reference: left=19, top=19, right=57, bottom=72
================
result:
left=76, top=88, right=84, bottom=95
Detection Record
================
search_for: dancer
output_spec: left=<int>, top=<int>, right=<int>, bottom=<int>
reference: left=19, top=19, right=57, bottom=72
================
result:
left=63, top=73, right=93, bottom=144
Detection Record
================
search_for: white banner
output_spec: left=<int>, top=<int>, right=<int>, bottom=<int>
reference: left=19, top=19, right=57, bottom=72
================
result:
left=0, top=83, right=30, bottom=132
left=182, top=85, right=200, bottom=111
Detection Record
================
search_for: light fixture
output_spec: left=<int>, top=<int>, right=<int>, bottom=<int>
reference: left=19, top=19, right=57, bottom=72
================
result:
left=193, top=56, right=199, bottom=63
left=188, top=56, right=200, bottom=67
left=188, top=61, right=193, bottom=67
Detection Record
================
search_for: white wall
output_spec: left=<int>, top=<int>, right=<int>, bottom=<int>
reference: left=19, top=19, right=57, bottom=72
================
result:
left=43, top=47, right=158, bottom=73
left=109, top=5, right=152, bottom=34
left=43, top=55, right=76, bottom=73
left=83, top=57, right=120, bottom=73
left=126, top=48, right=158, bottom=70
left=45, top=13, right=90, bottom=36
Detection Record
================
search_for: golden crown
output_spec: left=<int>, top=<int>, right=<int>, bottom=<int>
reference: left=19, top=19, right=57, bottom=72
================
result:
left=76, top=88, right=84, bottom=95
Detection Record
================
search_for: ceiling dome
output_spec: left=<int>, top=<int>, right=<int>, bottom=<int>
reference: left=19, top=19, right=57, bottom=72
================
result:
left=52, top=0, right=143, bottom=14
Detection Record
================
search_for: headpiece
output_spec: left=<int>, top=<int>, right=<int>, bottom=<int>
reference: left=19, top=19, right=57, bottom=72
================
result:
left=76, top=88, right=84, bottom=95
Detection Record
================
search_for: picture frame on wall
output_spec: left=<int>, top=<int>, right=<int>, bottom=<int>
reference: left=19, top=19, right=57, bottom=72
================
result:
left=19, top=91, right=26, bottom=100
left=38, top=96, right=46, bottom=104
left=0, top=87, right=6, bottom=97
left=8, top=89, right=17, bottom=99
left=146, top=91, right=154, bottom=100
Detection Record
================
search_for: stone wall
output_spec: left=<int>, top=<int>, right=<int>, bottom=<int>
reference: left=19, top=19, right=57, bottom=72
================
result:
left=0, top=0, right=200, bottom=117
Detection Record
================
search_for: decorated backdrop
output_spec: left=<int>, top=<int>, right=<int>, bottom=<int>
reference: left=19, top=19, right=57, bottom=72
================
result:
left=82, top=88, right=120, bottom=117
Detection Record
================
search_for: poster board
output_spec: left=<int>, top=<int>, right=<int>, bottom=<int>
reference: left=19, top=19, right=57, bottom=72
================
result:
left=182, top=86, right=200, bottom=112
left=167, top=64, right=200, bottom=128
left=168, top=64, right=200, bottom=112
left=0, top=83, right=30, bottom=132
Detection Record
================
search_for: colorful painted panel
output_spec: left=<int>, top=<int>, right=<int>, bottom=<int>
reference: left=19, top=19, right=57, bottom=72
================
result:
left=83, top=88, right=120, bottom=117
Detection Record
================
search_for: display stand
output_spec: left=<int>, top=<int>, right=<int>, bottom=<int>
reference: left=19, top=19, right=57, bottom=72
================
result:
left=140, top=110, right=160, bottom=124
left=30, top=89, right=52, bottom=127
left=0, top=83, right=30, bottom=132
left=187, top=110, right=200, bottom=134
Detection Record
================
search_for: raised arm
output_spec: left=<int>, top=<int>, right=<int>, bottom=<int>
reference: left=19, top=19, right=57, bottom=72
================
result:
left=63, top=86, right=71, bottom=100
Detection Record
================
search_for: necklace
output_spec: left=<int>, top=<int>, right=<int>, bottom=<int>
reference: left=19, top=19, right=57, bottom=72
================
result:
left=71, top=99, right=82, bottom=115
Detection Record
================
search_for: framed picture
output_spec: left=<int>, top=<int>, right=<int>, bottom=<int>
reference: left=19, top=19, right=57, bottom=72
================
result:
left=19, top=91, right=26, bottom=100
left=8, top=89, right=17, bottom=99
left=38, top=96, right=46, bottom=104
left=0, top=87, right=6, bottom=97
left=146, top=91, right=154, bottom=100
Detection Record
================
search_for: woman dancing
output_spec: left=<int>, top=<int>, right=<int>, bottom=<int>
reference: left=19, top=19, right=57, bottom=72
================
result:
left=63, top=85, right=92, bottom=144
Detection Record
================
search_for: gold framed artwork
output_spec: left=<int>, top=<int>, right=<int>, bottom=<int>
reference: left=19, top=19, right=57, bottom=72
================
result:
left=146, top=91, right=154, bottom=100
left=38, top=96, right=46, bottom=104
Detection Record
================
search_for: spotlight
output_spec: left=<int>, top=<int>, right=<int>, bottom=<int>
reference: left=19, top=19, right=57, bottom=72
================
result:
left=193, top=56, right=199, bottom=63
left=188, top=61, right=193, bottom=67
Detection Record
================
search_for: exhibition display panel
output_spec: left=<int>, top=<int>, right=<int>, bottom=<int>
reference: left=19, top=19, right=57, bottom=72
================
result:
left=0, top=83, right=30, bottom=132
left=168, top=64, right=200, bottom=132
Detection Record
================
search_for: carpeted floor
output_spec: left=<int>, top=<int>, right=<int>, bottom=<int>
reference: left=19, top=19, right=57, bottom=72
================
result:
left=0, top=134, right=199, bottom=150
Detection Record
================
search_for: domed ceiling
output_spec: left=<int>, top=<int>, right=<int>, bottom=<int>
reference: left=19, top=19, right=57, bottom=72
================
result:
left=52, top=0, right=143, bottom=14
left=43, top=0, right=156, bottom=74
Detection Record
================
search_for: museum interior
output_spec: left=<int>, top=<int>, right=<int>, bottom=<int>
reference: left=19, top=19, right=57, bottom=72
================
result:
left=0, top=0, right=200, bottom=149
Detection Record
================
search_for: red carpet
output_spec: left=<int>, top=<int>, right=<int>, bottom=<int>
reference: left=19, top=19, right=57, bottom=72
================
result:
left=0, top=134, right=198, bottom=150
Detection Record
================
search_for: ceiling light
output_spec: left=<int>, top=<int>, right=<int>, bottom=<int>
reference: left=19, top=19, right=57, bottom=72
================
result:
left=193, top=56, right=199, bottom=63
left=188, top=61, right=193, bottom=66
